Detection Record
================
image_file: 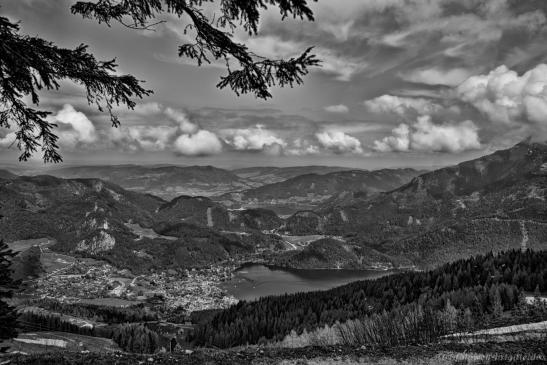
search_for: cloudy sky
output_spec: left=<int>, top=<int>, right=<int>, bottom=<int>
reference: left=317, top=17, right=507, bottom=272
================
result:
left=3, top=0, right=547, bottom=169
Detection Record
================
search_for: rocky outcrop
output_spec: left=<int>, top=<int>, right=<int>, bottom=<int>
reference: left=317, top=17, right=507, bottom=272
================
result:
left=75, top=231, right=116, bottom=254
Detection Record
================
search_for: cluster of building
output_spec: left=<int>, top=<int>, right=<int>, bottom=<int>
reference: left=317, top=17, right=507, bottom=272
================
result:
left=33, top=261, right=122, bottom=300
left=32, top=258, right=239, bottom=313
left=127, top=266, right=238, bottom=312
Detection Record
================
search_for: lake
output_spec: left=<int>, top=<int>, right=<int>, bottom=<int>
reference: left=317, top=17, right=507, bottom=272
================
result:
left=221, top=264, right=395, bottom=301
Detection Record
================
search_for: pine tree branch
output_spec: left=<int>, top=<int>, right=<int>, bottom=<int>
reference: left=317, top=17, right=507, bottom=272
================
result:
left=71, top=0, right=320, bottom=100
left=0, top=16, right=152, bottom=162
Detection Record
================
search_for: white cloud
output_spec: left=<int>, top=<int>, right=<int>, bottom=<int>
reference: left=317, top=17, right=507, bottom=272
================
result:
left=364, top=95, right=443, bottom=116
left=245, top=36, right=300, bottom=60
left=173, top=130, right=223, bottom=156
left=316, top=130, right=363, bottom=154
left=132, top=102, right=163, bottom=115
left=159, top=32, right=367, bottom=81
left=111, top=125, right=178, bottom=152
left=411, top=117, right=481, bottom=152
left=324, top=104, right=349, bottom=113
left=223, top=125, right=286, bottom=151
left=107, top=104, right=231, bottom=155
left=373, top=124, right=411, bottom=152
left=286, top=138, right=321, bottom=156
left=316, top=49, right=367, bottom=82
left=263, top=143, right=285, bottom=156
left=373, top=116, right=481, bottom=153
left=400, top=67, right=474, bottom=87
left=0, top=132, right=16, bottom=148
left=309, top=0, right=400, bottom=23
left=52, top=104, right=97, bottom=147
left=319, top=20, right=355, bottom=42
left=379, top=5, right=545, bottom=48
left=52, top=102, right=224, bottom=156
left=164, top=107, right=199, bottom=134
left=244, top=35, right=365, bottom=82
left=457, top=64, right=547, bottom=126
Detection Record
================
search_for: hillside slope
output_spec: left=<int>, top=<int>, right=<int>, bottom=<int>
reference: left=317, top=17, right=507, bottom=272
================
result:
left=155, top=195, right=283, bottom=232
left=0, top=175, right=167, bottom=261
left=284, top=141, right=547, bottom=268
left=232, top=166, right=360, bottom=185
left=271, top=238, right=397, bottom=270
left=0, top=169, right=17, bottom=179
left=0, top=176, right=262, bottom=272
left=218, top=168, right=422, bottom=215
left=46, top=165, right=252, bottom=199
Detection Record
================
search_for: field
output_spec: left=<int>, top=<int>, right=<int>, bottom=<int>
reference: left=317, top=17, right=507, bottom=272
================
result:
left=3, top=332, right=120, bottom=355
left=124, top=222, right=177, bottom=241
left=445, top=320, right=547, bottom=344
left=7, top=237, right=79, bottom=275
left=75, top=297, right=140, bottom=307
left=8, top=238, right=52, bottom=253
left=281, top=235, right=328, bottom=249
left=40, top=251, right=77, bottom=274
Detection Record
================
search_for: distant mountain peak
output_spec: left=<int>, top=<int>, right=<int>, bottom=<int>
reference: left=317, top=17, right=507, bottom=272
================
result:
left=518, top=136, right=533, bottom=145
left=0, top=169, right=17, bottom=179
left=514, top=136, right=547, bottom=148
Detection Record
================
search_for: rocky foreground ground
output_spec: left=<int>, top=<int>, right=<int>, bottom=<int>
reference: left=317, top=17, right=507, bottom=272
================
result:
left=4, top=341, right=547, bottom=365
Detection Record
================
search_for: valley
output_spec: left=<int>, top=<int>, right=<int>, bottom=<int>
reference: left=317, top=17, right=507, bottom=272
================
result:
left=8, top=238, right=239, bottom=313
left=216, top=168, right=424, bottom=215
left=1, top=141, right=547, bottom=361
left=2, top=141, right=547, bottom=284
left=44, top=165, right=254, bottom=200
left=7, top=0, right=547, bottom=363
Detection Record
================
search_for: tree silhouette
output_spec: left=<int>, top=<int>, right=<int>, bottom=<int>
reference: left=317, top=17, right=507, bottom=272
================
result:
left=1, top=1, right=320, bottom=162
left=0, top=16, right=151, bottom=163
left=0, top=240, right=19, bottom=352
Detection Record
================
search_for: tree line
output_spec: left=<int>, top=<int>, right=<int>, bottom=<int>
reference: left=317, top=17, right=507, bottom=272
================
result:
left=21, top=298, right=158, bottom=324
left=281, top=283, right=528, bottom=348
left=18, top=309, right=160, bottom=353
left=192, top=249, right=547, bottom=347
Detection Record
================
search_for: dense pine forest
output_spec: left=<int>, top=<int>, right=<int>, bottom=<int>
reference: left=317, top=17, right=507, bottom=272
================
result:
left=18, top=308, right=161, bottom=353
left=192, top=249, right=547, bottom=347
left=20, top=299, right=158, bottom=324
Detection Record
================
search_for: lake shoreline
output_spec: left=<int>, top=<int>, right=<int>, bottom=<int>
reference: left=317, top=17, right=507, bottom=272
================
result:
left=222, top=264, right=400, bottom=302
left=236, top=260, right=399, bottom=273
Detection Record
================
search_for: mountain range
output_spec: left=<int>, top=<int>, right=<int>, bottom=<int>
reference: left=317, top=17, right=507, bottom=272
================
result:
left=0, top=169, right=17, bottom=179
left=1, top=141, right=546, bottom=272
left=44, top=165, right=252, bottom=200
left=217, top=168, right=423, bottom=215
left=231, top=166, right=361, bottom=185
left=282, top=140, right=547, bottom=269
left=0, top=175, right=280, bottom=272
left=34, top=165, right=422, bottom=211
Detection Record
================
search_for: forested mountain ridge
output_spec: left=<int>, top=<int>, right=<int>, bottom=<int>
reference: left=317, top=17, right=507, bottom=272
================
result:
left=1, top=142, right=545, bottom=272
left=231, top=166, right=365, bottom=185
left=0, top=175, right=274, bottom=272
left=45, top=165, right=253, bottom=200
left=217, top=168, right=423, bottom=215
left=0, top=175, right=163, bottom=244
left=283, top=141, right=547, bottom=268
left=155, top=195, right=283, bottom=232
left=271, top=238, right=398, bottom=270
left=0, top=169, right=17, bottom=179
left=193, top=249, right=547, bottom=348
left=42, top=165, right=375, bottom=201
left=21, top=164, right=424, bottom=215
